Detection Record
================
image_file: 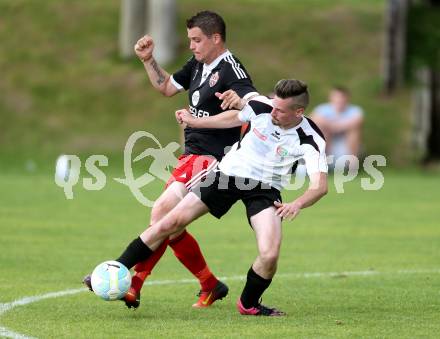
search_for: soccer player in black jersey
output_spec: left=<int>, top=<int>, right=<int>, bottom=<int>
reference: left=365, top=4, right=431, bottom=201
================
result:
left=87, top=11, right=258, bottom=308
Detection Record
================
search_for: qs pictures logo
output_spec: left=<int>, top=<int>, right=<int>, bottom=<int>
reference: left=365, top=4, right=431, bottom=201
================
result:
left=54, top=131, right=180, bottom=207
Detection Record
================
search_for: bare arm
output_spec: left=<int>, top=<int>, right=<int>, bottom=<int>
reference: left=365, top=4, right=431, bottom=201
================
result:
left=333, top=115, right=363, bottom=133
left=176, top=109, right=242, bottom=129
left=142, top=59, right=179, bottom=96
left=311, top=110, right=363, bottom=134
left=135, top=35, right=179, bottom=97
left=274, top=172, right=328, bottom=220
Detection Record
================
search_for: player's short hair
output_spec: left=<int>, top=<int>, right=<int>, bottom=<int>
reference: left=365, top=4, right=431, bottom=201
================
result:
left=274, top=79, right=309, bottom=109
left=186, top=11, right=226, bottom=42
left=332, top=85, right=350, bottom=96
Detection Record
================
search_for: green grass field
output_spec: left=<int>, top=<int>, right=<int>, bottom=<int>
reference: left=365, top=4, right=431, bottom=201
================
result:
left=1, top=169, right=439, bottom=338
left=1, top=1, right=438, bottom=337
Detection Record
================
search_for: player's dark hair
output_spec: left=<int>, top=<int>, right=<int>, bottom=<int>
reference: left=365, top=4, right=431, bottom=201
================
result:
left=274, top=79, right=309, bottom=109
left=186, top=11, right=226, bottom=42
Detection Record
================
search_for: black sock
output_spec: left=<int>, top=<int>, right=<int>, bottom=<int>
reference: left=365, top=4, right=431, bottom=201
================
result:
left=116, top=237, right=153, bottom=269
left=240, top=267, right=272, bottom=308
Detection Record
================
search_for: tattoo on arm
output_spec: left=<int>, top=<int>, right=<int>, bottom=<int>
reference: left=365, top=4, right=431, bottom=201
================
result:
left=150, top=59, right=166, bottom=86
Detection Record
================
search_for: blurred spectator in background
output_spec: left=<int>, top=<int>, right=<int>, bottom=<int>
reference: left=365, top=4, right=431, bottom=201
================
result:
left=311, top=86, right=364, bottom=168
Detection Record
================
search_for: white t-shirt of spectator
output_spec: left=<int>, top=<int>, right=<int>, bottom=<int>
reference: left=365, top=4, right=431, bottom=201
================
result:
left=313, top=103, right=363, bottom=157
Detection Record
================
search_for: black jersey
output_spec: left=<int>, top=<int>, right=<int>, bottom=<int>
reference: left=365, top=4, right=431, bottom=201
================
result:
left=171, top=50, right=257, bottom=161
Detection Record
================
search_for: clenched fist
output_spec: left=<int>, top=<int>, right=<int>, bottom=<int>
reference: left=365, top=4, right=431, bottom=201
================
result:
left=175, top=109, right=195, bottom=126
left=134, top=35, right=154, bottom=62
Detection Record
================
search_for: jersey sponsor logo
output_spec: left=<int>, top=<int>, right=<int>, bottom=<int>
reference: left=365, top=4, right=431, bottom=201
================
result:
left=252, top=128, right=267, bottom=141
left=192, top=90, right=200, bottom=106
left=190, top=105, right=211, bottom=118
left=209, top=71, right=219, bottom=87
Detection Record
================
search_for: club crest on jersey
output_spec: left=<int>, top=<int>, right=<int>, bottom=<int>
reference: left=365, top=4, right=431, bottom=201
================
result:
left=276, top=146, right=288, bottom=157
left=209, top=72, right=219, bottom=87
left=192, top=90, right=200, bottom=106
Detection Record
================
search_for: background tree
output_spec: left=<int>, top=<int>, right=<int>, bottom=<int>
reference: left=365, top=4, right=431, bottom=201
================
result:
left=119, top=0, right=176, bottom=64
left=384, top=0, right=440, bottom=163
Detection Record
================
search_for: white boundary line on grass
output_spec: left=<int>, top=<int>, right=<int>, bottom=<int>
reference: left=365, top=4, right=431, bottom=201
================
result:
left=1, top=268, right=440, bottom=339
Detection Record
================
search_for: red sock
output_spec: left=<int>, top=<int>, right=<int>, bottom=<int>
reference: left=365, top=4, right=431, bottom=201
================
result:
left=131, top=239, right=169, bottom=292
left=169, top=231, right=218, bottom=291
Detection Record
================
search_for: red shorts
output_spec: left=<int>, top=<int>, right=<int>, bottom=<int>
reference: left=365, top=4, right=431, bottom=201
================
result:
left=166, top=154, right=218, bottom=190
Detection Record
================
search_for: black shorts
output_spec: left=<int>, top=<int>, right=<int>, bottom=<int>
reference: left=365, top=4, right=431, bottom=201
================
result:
left=191, top=170, right=282, bottom=225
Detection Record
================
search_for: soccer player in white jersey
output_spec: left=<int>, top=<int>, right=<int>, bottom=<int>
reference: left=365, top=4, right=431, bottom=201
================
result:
left=110, top=79, right=328, bottom=316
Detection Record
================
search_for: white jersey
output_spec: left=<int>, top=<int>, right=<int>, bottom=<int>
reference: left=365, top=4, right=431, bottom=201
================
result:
left=218, top=96, right=328, bottom=190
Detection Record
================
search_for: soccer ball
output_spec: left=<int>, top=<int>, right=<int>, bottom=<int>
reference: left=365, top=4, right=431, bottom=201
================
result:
left=91, top=261, right=131, bottom=301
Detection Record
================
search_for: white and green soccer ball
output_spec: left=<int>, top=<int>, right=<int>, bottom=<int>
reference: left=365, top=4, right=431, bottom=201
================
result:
left=91, top=261, right=131, bottom=301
